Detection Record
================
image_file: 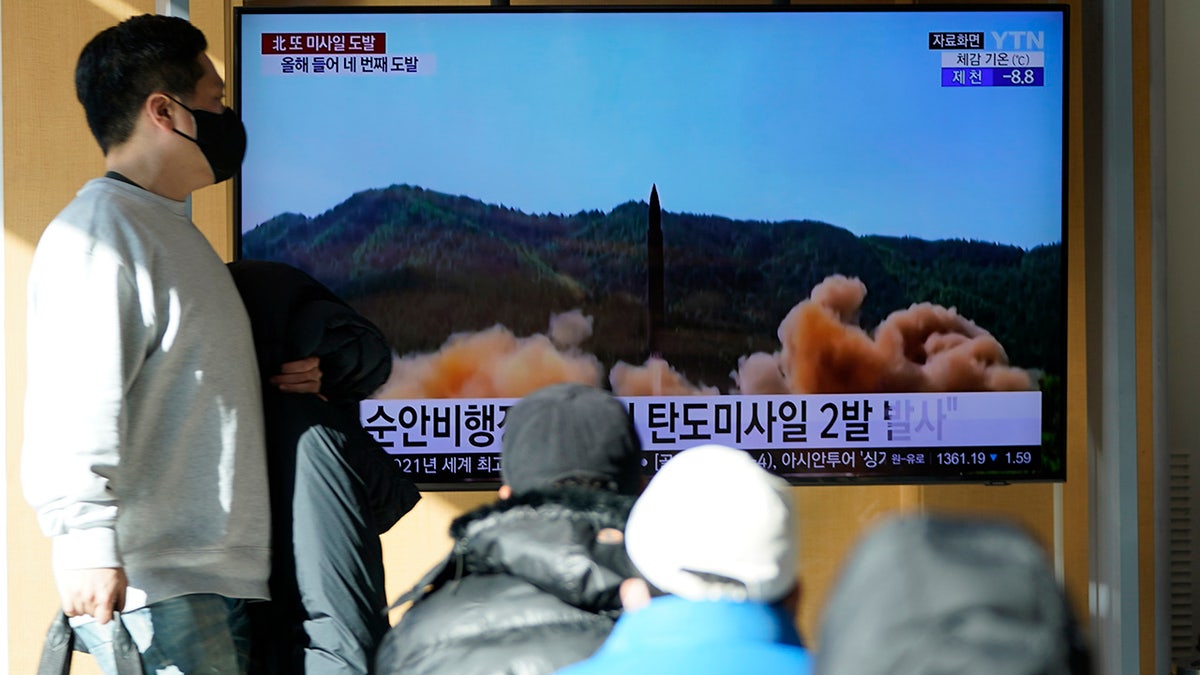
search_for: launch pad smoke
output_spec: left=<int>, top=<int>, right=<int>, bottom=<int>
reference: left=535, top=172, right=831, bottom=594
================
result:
left=371, top=274, right=1034, bottom=400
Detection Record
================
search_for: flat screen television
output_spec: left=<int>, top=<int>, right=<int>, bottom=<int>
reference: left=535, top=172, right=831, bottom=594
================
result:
left=234, top=4, right=1068, bottom=488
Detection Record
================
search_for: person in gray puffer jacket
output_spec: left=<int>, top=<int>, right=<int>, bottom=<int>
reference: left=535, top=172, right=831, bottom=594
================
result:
left=815, top=512, right=1092, bottom=675
left=374, top=382, right=645, bottom=675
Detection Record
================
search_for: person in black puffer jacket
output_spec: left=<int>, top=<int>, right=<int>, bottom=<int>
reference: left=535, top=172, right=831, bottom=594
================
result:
left=229, top=260, right=421, bottom=675
left=374, top=382, right=645, bottom=675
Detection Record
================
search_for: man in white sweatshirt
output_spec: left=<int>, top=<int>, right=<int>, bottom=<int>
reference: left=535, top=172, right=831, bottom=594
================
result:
left=22, top=13, right=319, bottom=673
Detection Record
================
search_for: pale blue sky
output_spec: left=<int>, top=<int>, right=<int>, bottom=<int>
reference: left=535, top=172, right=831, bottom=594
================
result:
left=237, top=8, right=1065, bottom=250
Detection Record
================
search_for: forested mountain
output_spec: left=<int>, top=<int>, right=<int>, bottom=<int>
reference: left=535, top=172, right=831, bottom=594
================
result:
left=243, top=183, right=1063, bottom=378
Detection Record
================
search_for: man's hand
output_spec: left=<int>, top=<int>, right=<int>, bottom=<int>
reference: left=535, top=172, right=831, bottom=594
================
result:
left=57, top=567, right=128, bottom=624
left=271, top=356, right=322, bottom=396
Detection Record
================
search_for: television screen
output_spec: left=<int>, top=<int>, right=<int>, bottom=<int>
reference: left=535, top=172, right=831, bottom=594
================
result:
left=235, top=4, right=1067, bottom=487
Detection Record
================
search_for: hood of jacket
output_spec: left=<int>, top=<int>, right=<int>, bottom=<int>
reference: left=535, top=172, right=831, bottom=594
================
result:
left=407, top=486, right=636, bottom=614
left=227, top=259, right=392, bottom=402
left=815, top=514, right=1090, bottom=675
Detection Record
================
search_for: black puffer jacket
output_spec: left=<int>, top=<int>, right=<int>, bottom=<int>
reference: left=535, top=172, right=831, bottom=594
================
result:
left=375, top=487, right=637, bottom=675
left=229, top=260, right=421, bottom=674
left=228, top=259, right=420, bottom=535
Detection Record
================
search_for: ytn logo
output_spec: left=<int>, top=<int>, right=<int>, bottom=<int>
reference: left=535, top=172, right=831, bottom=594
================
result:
left=991, top=31, right=1045, bottom=50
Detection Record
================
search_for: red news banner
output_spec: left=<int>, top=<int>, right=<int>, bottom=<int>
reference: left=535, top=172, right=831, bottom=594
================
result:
left=262, top=32, right=387, bottom=54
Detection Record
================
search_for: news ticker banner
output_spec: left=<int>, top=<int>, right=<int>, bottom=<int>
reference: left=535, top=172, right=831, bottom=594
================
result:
left=361, top=391, right=1047, bottom=482
left=253, top=31, right=1047, bottom=85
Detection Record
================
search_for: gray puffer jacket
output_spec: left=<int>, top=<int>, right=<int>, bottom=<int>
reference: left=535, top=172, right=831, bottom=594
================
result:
left=375, top=487, right=637, bottom=675
left=815, top=513, right=1091, bottom=675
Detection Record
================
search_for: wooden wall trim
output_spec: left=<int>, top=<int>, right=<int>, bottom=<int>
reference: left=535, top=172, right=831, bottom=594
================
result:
left=1132, top=0, right=1158, bottom=671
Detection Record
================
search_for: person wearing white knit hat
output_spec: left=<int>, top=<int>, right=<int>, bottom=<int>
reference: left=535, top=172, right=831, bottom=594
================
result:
left=559, top=444, right=811, bottom=675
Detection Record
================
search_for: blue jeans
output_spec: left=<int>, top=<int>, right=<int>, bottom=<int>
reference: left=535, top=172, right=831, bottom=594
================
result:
left=73, top=594, right=249, bottom=674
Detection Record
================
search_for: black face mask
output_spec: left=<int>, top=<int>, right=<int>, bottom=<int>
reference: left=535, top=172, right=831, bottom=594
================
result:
left=167, top=95, right=247, bottom=184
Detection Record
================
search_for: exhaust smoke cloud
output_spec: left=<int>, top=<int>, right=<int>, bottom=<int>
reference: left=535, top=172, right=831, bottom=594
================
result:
left=372, top=274, right=1033, bottom=399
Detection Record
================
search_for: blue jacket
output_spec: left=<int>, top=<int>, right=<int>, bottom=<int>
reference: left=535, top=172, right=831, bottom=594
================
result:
left=557, top=596, right=812, bottom=675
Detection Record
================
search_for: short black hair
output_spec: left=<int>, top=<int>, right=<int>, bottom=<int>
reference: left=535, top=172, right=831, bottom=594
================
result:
left=75, top=14, right=207, bottom=154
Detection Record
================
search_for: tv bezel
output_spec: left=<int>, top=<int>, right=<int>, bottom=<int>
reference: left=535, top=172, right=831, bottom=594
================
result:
left=233, top=3, right=1070, bottom=490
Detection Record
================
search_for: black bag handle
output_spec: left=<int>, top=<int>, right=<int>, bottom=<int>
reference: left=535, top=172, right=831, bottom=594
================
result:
left=37, top=611, right=142, bottom=675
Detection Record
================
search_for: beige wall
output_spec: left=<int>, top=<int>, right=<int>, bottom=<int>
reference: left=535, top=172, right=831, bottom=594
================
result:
left=3, top=1, right=1099, bottom=673
left=5, top=3, right=149, bottom=674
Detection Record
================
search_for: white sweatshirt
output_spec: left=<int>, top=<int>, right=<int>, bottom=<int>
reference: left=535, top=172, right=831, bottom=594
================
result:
left=22, top=177, right=270, bottom=607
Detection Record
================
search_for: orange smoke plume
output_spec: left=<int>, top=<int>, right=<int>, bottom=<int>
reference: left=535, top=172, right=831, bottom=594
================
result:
left=731, top=352, right=789, bottom=395
left=372, top=316, right=603, bottom=399
left=610, top=356, right=720, bottom=396
left=372, top=275, right=1032, bottom=400
left=739, top=274, right=1033, bottom=395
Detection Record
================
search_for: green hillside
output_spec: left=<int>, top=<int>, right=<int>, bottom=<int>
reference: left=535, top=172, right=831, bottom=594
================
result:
left=242, top=183, right=1064, bottom=385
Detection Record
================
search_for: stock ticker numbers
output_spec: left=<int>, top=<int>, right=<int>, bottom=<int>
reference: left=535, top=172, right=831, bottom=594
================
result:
left=935, top=450, right=1034, bottom=466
